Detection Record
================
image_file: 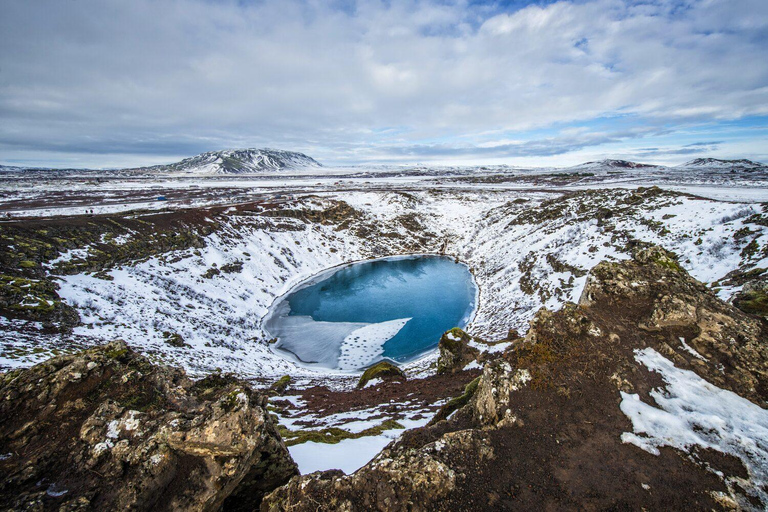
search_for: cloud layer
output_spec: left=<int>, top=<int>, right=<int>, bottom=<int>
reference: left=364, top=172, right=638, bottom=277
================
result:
left=1, top=0, right=767, bottom=167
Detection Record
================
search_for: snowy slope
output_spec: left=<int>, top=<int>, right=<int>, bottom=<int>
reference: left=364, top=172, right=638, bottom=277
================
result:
left=567, top=159, right=661, bottom=171
left=678, top=158, right=766, bottom=170
left=1, top=188, right=754, bottom=384
left=145, top=149, right=322, bottom=175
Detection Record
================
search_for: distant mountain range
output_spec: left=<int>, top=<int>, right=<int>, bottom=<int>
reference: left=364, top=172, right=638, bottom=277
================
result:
left=0, top=151, right=764, bottom=175
left=568, top=158, right=765, bottom=172
left=679, top=158, right=765, bottom=169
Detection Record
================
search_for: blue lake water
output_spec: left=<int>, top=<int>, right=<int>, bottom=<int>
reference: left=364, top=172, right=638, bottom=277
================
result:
left=264, top=255, right=477, bottom=371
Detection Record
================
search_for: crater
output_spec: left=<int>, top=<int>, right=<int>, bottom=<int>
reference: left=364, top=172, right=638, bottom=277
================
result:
left=264, top=255, right=477, bottom=371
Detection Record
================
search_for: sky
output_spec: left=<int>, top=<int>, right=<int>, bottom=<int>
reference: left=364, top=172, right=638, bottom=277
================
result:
left=0, top=0, right=767, bottom=169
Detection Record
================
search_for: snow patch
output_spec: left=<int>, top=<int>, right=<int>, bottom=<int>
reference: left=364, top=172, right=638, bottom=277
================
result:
left=337, top=318, right=411, bottom=371
left=620, top=348, right=768, bottom=505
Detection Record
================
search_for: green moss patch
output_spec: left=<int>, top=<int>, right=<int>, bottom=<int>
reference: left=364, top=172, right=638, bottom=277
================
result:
left=357, top=361, right=406, bottom=388
left=429, top=375, right=481, bottom=425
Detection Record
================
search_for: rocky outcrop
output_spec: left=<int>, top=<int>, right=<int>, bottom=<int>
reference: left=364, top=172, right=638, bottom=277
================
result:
left=733, top=277, right=768, bottom=320
left=0, top=341, right=297, bottom=511
left=262, top=246, right=768, bottom=511
left=436, top=328, right=480, bottom=374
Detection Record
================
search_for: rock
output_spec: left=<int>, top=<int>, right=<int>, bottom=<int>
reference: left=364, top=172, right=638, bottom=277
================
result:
left=357, top=361, right=406, bottom=389
left=0, top=341, right=297, bottom=511
left=262, top=441, right=458, bottom=512
left=732, top=278, right=768, bottom=319
left=162, top=331, right=189, bottom=348
left=262, top=246, right=768, bottom=510
left=436, top=328, right=480, bottom=374
left=269, top=375, right=292, bottom=395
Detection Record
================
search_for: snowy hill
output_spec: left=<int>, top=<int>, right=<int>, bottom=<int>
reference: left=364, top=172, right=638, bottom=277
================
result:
left=146, top=148, right=322, bottom=175
left=679, top=158, right=765, bottom=170
left=568, top=159, right=660, bottom=171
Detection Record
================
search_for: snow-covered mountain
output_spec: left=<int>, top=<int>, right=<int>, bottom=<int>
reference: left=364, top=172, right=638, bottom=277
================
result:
left=679, top=158, right=765, bottom=170
left=146, top=148, right=322, bottom=175
left=568, top=159, right=660, bottom=171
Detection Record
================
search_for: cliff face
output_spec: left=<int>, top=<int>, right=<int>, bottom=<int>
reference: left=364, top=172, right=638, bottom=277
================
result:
left=0, top=341, right=297, bottom=511
left=263, top=246, right=768, bottom=511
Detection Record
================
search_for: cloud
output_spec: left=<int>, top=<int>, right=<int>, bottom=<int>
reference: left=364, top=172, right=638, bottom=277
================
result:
left=0, top=0, right=766, bottom=166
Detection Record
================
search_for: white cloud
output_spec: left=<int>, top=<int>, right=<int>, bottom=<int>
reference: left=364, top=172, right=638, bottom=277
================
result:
left=0, top=0, right=766, bottom=166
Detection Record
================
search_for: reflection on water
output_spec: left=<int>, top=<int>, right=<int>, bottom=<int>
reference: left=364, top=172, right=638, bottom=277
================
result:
left=264, top=255, right=476, bottom=371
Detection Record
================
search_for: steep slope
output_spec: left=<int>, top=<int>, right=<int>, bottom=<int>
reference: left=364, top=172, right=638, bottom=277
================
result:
left=263, top=246, right=768, bottom=511
left=146, top=149, right=322, bottom=175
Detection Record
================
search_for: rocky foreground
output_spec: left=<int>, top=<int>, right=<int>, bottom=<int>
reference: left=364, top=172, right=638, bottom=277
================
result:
left=0, top=342, right=297, bottom=511
left=2, top=245, right=768, bottom=510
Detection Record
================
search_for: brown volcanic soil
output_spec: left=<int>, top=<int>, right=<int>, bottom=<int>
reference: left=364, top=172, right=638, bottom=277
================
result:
left=297, top=370, right=481, bottom=416
left=270, top=369, right=482, bottom=433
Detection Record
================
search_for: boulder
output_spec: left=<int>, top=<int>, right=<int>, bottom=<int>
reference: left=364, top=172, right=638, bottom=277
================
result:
left=357, top=361, right=406, bottom=389
left=436, top=328, right=480, bottom=374
left=0, top=341, right=297, bottom=511
left=732, top=278, right=768, bottom=319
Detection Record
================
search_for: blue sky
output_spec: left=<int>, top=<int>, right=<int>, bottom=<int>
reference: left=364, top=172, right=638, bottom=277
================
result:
left=0, top=0, right=767, bottom=168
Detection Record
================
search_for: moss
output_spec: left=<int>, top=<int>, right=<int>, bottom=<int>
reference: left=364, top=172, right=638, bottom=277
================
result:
left=105, top=347, right=129, bottom=360
left=430, top=376, right=481, bottom=425
left=515, top=338, right=561, bottom=389
left=18, top=260, right=37, bottom=269
left=357, top=361, right=406, bottom=388
left=269, top=375, right=292, bottom=395
left=741, top=239, right=760, bottom=259
left=221, top=389, right=245, bottom=412
left=647, top=250, right=683, bottom=273
left=734, top=288, right=768, bottom=318
left=192, top=372, right=240, bottom=400
left=440, top=327, right=469, bottom=352
left=1, top=368, right=24, bottom=387
left=120, top=387, right=163, bottom=412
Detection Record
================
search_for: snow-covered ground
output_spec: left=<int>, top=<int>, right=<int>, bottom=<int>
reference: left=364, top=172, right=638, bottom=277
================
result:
left=1, top=184, right=762, bottom=385
left=621, top=348, right=768, bottom=508
left=1, top=171, right=767, bottom=480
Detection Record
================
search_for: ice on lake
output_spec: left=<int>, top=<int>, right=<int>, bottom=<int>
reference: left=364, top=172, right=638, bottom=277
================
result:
left=264, top=255, right=476, bottom=370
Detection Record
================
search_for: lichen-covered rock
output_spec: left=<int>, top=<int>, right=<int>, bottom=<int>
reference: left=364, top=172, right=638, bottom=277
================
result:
left=356, top=361, right=406, bottom=388
left=436, top=328, right=480, bottom=374
left=0, top=341, right=297, bottom=511
left=269, top=375, right=292, bottom=395
left=732, top=278, right=768, bottom=319
left=263, top=246, right=768, bottom=511
left=468, top=359, right=530, bottom=427
left=262, top=436, right=459, bottom=512
left=580, top=246, right=768, bottom=404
